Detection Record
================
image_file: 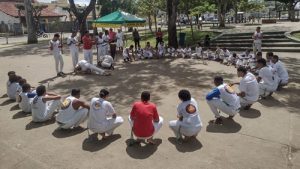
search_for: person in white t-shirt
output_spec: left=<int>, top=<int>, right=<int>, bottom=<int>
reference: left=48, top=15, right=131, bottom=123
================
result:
left=271, top=55, right=289, bottom=86
left=206, top=76, right=241, bottom=125
left=169, top=90, right=202, bottom=143
left=31, top=85, right=61, bottom=122
left=7, top=75, right=22, bottom=100
left=99, top=55, right=114, bottom=70
left=252, top=27, right=263, bottom=53
left=56, top=89, right=89, bottom=129
left=192, top=42, right=203, bottom=59
left=157, top=41, right=165, bottom=58
left=257, top=59, right=279, bottom=97
left=88, top=89, right=124, bottom=140
left=231, top=67, right=259, bottom=110
left=75, top=60, right=110, bottom=76
left=166, top=45, right=176, bottom=57
left=17, top=83, right=36, bottom=113
left=123, top=45, right=135, bottom=62
left=49, top=33, right=64, bottom=77
left=144, top=42, right=154, bottom=59
left=67, top=32, right=79, bottom=68
left=116, top=29, right=124, bottom=51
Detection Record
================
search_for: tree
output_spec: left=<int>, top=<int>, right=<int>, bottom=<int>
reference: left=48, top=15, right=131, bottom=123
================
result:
left=22, top=0, right=39, bottom=44
left=216, top=0, right=228, bottom=27
left=271, top=0, right=300, bottom=21
left=167, top=0, right=179, bottom=48
left=190, top=1, right=216, bottom=25
left=137, top=0, right=160, bottom=32
left=68, top=0, right=96, bottom=36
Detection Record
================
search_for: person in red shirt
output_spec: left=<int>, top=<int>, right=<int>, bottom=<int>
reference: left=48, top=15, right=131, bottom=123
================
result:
left=108, top=28, right=116, bottom=43
left=129, top=91, right=163, bottom=144
left=82, top=31, right=95, bottom=64
left=155, top=28, right=163, bottom=48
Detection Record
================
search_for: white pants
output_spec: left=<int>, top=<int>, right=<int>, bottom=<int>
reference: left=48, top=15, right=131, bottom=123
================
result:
left=53, top=53, right=64, bottom=73
left=101, top=61, right=112, bottom=68
left=192, top=53, right=202, bottom=59
left=239, top=97, right=256, bottom=107
left=89, top=116, right=124, bottom=135
left=57, top=108, right=88, bottom=129
left=97, top=46, right=105, bottom=62
left=144, top=51, right=153, bottom=58
left=88, top=64, right=105, bottom=75
left=279, top=79, right=288, bottom=86
left=116, top=39, right=123, bottom=48
left=128, top=116, right=163, bottom=139
left=207, top=99, right=239, bottom=118
left=33, top=100, right=61, bottom=122
left=259, top=83, right=277, bottom=97
left=253, top=43, right=262, bottom=53
left=70, top=48, right=79, bottom=68
left=83, top=49, right=93, bottom=64
left=169, top=120, right=201, bottom=138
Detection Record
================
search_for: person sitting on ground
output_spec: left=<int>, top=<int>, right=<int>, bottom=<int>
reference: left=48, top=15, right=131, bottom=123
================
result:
left=75, top=59, right=111, bottom=76
left=206, top=76, right=241, bottom=125
left=176, top=46, right=184, bottom=58
left=136, top=46, right=144, bottom=60
left=183, top=45, right=192, bottom=58
left=192, top=42, right=202, bottom=59
left=231, top=67, right=259, bottom=110
left=169, top=89, right=202, bottom=143
left=88, top=89, right=124, bottom=140
left=214, top=46, right=222, bottom=61
left=157, top=41, right=165, bottom=58
left=144, top=42, right=154, bottom=59
left=167, top=45, right=176, bottom=57
left=56, top=89, right=89, bottom=129
left=17, top=83, right=36, bottom=113
left=31, top=85, right=61, bottom=122
left=123, top=45, right=135, bottom=62
left=256, top=58, right=279, bottom=98
left=266, top=52, right=274, bottom=66
left=228, top=53, right=237, bottom=66
left=222, top=48, right=231, bottom=64
left=7, top=74, right=22, bottom=100
left=129, top=91, right=163, bottom=144
left=98, top=55, right=114, bottom=70
left=204, top=48, right=214, bottom=60
left=271, top=55, right=289, bottom=87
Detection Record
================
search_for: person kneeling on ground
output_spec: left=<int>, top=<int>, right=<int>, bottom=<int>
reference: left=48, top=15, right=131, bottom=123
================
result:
left=31, top=85, right=61, bottom=122
left=129, top=91, right=163, bottom=145
left=98, top=55, right=114, bottom=70
left=270, top=55, right=289, bottom=88
left=17, top=83, right=36, bottom=113
left=206, top=76, right=241, bottom=125
left=231, top=67, right=259, bottom=110
left=256, top=59, right=279, bottom=98
left=56, top=89, right=89, bottom=129
left=88, top=89, right=123, bottom=140
left=169, top=89, right=202, bottom=143
left=75, top=59, right=111, bottom=76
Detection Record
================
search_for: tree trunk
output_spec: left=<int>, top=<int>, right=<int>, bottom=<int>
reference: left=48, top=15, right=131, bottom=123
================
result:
left=167, top=0, right=179, bottom=48
left=92, top=7, right=98, bottom=34
left=154, top=13, right=158, bottom=32
left=217, top=0, right=227, bottom=28
left=288, top=3, right=295, bottom=21
left=187, top=14, right=194, bottom=43
left=24, top=0, right=37, bottom=44
left=234, top=5, right=238, bottom=24
left=148, top=14, right=153, bottom=32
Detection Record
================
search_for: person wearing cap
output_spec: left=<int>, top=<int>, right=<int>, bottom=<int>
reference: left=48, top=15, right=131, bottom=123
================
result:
left=206, top=76, right=241, bottom=125
left=88, top=89, right=124, bottom=140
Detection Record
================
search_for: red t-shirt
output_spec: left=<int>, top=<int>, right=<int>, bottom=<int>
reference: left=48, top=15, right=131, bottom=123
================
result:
left=82, top=35, right=93, bottom=50
left=130, top=101, right=159, bottom=137
left=156, top=31, right=163, bottom=38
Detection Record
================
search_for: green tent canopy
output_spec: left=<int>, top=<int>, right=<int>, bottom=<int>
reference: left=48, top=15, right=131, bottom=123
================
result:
left=93, top=10, right=146, bottom=28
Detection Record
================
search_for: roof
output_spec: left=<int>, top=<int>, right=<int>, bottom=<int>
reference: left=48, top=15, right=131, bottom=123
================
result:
left=0, top=2, right=64, bottom=18
left=93, top=10, right=146, bottom=28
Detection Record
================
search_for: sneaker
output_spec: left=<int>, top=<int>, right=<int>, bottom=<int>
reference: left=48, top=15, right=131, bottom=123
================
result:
left=209, top=117, right=223, bottom=125
left=57, top=73, right=62, bottom=77
left=244, top=104, right=252, bottom=110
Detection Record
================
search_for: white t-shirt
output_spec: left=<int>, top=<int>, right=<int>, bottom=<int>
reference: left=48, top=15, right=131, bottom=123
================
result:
left=49, top=40, right=61, bottom=54
left=259, top=67, right=278, bottom=89
left=7, top=82, right=20, bottom=100
left=253, top=31, right=263, bottom=44
left=103, top=55, right=114, bottom=63
left=123, top=48, right=129, bottom=57
left=116, top=32, right=124, bottom=41
left=272, top=60, right=289, bottom=82
left=88, top=98, right=116, bottom=130
left=78, top=60, right=90, bottom=71
left=67, top=36, right=78, bottom=50
left=31, top=96, right=47, bottom=122
left=195, top=47, right=202, bottom=54
left=18, top=92, right=35, bottom=113
left=239, top=72, right=259, bottom=102
left=218, top=84, right=240, bottom=110
left=177, top=98, right=202, bottom=128
left=56, top=96, right=77, bottom=123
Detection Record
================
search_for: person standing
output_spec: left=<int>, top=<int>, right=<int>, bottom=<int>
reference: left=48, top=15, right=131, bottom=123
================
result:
left=132, top=28, right=140, bottom=50
left=108, top=28, right=116, bottom=43
left=49, top=33, right=64, bottom=76
left=116, top=29, right=124, bottom=52
left=252, top=27, right=263, bottom=54
left=169, top=90, right=202, bottom=142
left=155, top=28, right=163, bottom=48
left=67, top=32, right=79, bottom=69
left=82, top=31, right=94, bottom=64
left=102, top=30, right=110, bottom=55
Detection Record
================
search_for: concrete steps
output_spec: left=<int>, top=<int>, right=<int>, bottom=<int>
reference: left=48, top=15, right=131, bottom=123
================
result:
left=212, top=31, right=300, bottom=52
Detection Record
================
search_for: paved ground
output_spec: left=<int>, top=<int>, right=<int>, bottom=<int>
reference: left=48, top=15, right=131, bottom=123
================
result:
left=0, top=40, right=299, bottom=169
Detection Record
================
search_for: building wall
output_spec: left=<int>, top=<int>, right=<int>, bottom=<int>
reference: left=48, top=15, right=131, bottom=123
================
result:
left=0, top=11, right=19, bottom=24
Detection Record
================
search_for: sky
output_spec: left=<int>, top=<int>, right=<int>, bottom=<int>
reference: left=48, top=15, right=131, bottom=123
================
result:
left=37, top=0, right=90, bottom=5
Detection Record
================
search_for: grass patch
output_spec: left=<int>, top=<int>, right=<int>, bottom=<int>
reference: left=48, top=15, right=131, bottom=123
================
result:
left=292, top=32, right=300, bottom=39
left=124, top=29, right=220, bottom=47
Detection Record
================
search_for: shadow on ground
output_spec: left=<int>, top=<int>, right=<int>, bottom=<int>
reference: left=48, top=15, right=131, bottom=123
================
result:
left=239, top=108, right=261, bottom=119
left=25, top=118, right=55, bottom=130
left=82, top=134, right=121, bottom=152
left=52, top=127, right=87, bottom=138
left=168, top=137, right=203, bottom=152
left=0, top=99, right=15, bottom=106
left=206, top=117, right=242, bottom=133
left=125, top=138, right=162, bottom=159
left=10, top=104, right=20, bottom=111
left=12, top=111, right=31, bottom=119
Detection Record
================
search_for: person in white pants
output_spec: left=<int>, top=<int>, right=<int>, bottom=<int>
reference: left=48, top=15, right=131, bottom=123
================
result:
left=97, top=32, right=105, bottom=62
left=17, top=83, right=36, bottom=113
left=144, top=42, right=154, bottom=59
left=192, top=42, right=203, bottom=59
left=129, top=91, right=163, bottom=145
left=75, top=60, right=110, bottom=76
left=231, top=67, right=259, bottom=110
left=102, top=30, right=110, bottom=55
left=123, top=45, right=135, bottom=62
left=252, top=26, right=263, bottom=53
left=116, top=29, right=124, bottom=51
left=88, top=89, right=124, bottom=140
left=56, top=89, right=89, bottom=129
left=169, top=90, right=202, bottom=142
left=256, top=58, right=279, bottom=97
left=271, top=55, right=289, bottom=86
left=99, top=55, right=114, bottom=70
left=206, top=76, right=241, bottom=125
left=49, top=33, right=64, bottom=76
left=31, top=85, right=61, bottom=122
left=67, top=32, right=79, bottom=69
